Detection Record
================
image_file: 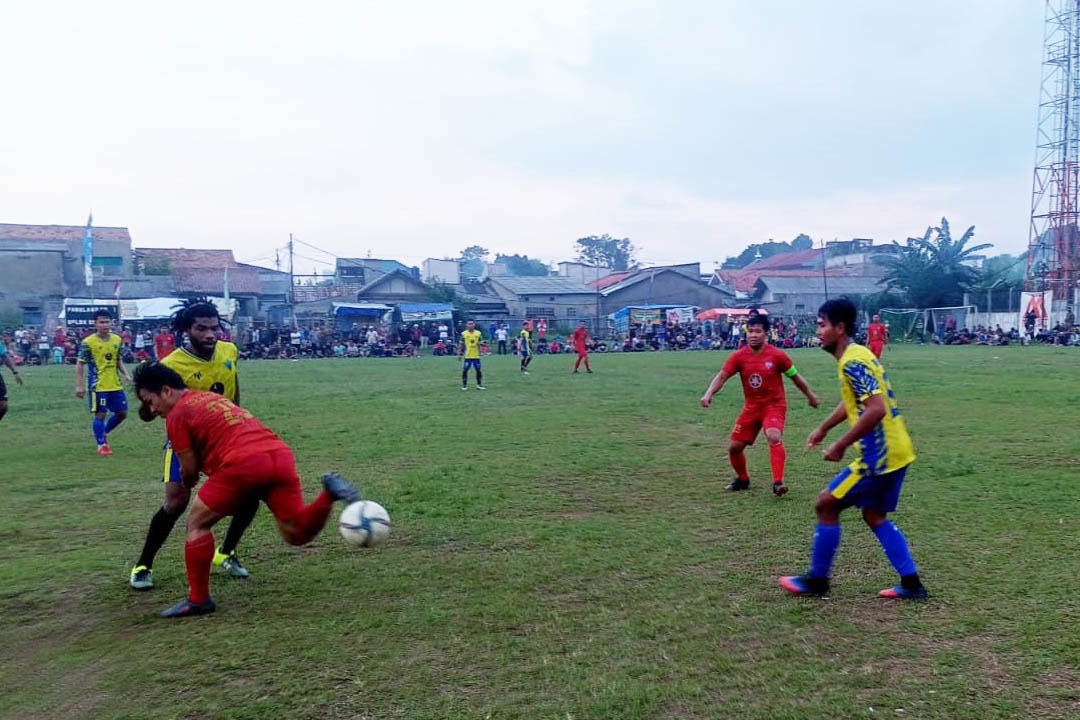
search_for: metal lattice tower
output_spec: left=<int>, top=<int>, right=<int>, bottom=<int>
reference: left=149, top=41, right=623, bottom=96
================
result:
left=1028, top=0, right=1080, bottom=309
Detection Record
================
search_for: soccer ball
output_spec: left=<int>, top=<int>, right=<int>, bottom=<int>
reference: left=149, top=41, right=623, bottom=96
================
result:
left=338, top=500, right=392, bottom=547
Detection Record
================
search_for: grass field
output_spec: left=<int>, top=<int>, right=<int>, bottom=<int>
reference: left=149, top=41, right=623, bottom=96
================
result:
left=1, top=345, right=1078, bottom=720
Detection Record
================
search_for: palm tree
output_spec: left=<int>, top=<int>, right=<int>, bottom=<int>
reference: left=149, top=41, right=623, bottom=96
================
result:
left=875, top=218, right=993, bottom=308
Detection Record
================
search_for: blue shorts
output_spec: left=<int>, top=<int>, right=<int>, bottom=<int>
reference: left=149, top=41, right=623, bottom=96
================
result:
left=463, top=359, right=481, bottom=371
left=162, top=439, right=183, bottom=484
left=90, top=389, right=128, bottom=414
left=828, top=465, right=909, bottom=512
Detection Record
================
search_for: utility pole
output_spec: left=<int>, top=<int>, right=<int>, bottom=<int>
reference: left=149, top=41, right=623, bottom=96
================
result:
left=288, top=233, right=295, bottom=326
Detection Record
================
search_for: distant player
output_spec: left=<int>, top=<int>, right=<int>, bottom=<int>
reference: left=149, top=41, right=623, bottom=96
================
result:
left=74, top=311, right=131, bottom=455
left=780, top=298, right=927, bottom=600
left=0, top=338, right=24, bottom=423
left=571, top=321, right=592, bottom=374
left=458, top=319, right=485, bottom=390
left=129, top=298, right=256, bottom=591
left=154, top=325, right=176, bottom=360
left=519, top=321, right=533, bottom=374
left=700, top=312, right=820, bottom=496
left=133, top=361, right=362, bottom=617
left=866, top=314, right=889, bottom=358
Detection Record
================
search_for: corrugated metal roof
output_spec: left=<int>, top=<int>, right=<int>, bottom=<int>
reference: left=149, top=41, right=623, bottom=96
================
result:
left=0, top=223, right=132, bottom=243
left=757, top=275, right=885, bottom=294
left=490, top=276, right=595, bottom=294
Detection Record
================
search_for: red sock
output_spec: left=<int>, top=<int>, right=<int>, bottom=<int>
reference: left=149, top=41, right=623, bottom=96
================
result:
left=295, top=491, right=334, bottom=543
left=730, top=451, right=748, bottom=481
left=185, top=533, right=215, bottom=604
left=769, top=442, right=786, bottom=484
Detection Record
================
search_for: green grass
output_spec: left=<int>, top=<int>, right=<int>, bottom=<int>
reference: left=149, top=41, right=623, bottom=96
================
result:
left=1, top=345, right=1078, bottom=719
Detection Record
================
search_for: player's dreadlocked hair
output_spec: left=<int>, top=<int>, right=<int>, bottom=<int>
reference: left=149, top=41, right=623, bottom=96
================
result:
left=171, top=296, right=222, bottom=335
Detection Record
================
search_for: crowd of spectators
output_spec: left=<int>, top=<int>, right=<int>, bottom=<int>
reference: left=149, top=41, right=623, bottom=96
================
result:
left=5, top=313, right=1077, bottom=367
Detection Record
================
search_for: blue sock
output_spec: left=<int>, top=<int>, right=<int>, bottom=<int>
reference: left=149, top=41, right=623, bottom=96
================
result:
left=873, top=521, right=918, bottom=577
left=104, top=414, right=122, bottom=435
left=92, top=417, right=107, bottom=445
left=809, top=523, right=841, bottom=578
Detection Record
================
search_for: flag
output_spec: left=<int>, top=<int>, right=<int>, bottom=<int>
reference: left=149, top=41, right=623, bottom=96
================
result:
left=83, top=212, right=94, bottom=288
left=113, top=279, right=120, bottom=300
left=223, top=266, right=230, bottom=302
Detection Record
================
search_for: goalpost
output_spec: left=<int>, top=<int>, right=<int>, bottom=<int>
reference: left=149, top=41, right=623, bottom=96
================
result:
left=879, top=308, right=923, bottom=342
left=926, top=305, right=977, bottom=340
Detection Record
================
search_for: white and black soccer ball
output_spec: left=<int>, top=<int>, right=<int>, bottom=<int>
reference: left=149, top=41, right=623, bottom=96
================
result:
left=338, top=500, right=392, bottom=547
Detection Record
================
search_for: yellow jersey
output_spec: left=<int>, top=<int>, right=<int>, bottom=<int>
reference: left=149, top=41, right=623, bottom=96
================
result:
left=837, top=343, right=915, bottom=475
left=162, top=341, right=239, bottom=401
left=461, top=329, right=482, bottom=359
left=78, top=332, right=124, bottom=392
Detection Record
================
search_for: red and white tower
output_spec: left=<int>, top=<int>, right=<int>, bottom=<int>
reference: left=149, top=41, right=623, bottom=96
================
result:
left=1028, top=0, right=1080, bottom=312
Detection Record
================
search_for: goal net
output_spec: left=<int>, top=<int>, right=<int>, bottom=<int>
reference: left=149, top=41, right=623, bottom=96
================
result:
left=926, top=305, right=976, bottom=340
left=879, top=308, right=922, bottom=342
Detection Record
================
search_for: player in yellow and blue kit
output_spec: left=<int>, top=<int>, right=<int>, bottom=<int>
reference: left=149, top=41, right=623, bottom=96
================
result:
left=129, top=298, right=256, bottom=590
left=74, top=310, right=131, bottom=455
left=519, top=321, right=533, bottom=374
left=780, top=298, right=927, bottom=600
left=459, top=319, right=485, bottom=390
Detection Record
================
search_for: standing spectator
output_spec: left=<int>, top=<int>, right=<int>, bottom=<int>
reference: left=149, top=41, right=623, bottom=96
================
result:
left=496, top=324, right=508, bottom=355
left=0, top=337, right=24, bottom=423
left=37, top=331, right=52, bottom=365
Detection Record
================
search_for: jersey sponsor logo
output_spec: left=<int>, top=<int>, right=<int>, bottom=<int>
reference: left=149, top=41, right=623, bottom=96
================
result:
left=765, top=361, right=773, bottom=370
left=748, top=373, right=763, bottom=388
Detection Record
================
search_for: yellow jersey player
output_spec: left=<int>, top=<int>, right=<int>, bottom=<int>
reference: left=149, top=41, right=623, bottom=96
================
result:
left=780, top=298, right=927, bottom=601
left=74, top=310, right=131, bottom=455
left=130, top=298, right=255, bottom=590
left=519, top=320, right=533, bottom=374
left=458, top=319, right=485, bottom=390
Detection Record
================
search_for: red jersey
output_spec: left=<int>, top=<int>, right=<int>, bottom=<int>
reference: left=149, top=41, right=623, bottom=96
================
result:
left=867, top=322, right=888, bottom=343
left=720, top=344, right=793, bottom=408
left=571, top=327, right=588, bottom=351
left=165, top=390, right=287, bottom=476
left=154, top=332, right=176, bottom=359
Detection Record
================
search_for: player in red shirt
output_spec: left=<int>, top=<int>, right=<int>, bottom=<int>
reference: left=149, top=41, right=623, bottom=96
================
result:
left=571, top=321, right=592, bottom=374
left=700, top=312, right=821, bottom=495
left=134, top=361, right=362, bottom=618
left=866, top=314, right=889, bottom=358
left=153, top=326, right=176, bottom=360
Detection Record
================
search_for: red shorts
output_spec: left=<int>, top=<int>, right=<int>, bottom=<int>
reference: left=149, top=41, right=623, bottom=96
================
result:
left=730, top=404, right=786, bottom=444
left=869, top=341, right=884, bottom=358
left=574, top=346, right=587, bottom=356
left=197, top=446, right=306, bottom=521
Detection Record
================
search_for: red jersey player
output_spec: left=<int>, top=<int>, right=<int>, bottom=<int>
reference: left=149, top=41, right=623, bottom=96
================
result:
left=700, top=312, right=821, bottom=495
left=571, top=320, right=592, bottom=374
left=866, top=314, right=889, bottom=358
left=134, top=361, right=362, bottom=618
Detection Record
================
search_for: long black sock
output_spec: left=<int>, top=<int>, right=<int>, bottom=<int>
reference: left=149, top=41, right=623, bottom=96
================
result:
left=462, top=368, right=468, bottom=387
left=220, top=500, right=259, bottom=555
left=136, top=507, right=180, bottom=568
left=476, top=369, right=482, bottom=385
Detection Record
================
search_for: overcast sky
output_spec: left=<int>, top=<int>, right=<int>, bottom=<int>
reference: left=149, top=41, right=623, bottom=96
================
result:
left=1, top=1, right=1045, bottom=273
